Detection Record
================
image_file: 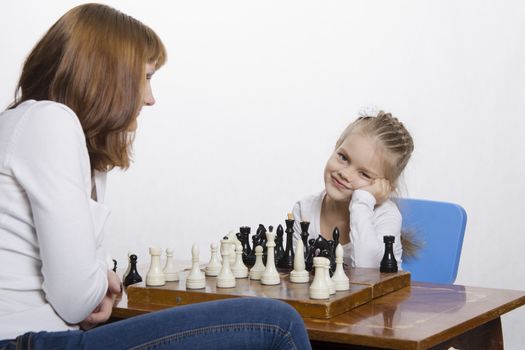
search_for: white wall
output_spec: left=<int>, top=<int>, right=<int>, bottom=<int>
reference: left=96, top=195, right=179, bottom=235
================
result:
left=2, top=1, right=524, bottom=348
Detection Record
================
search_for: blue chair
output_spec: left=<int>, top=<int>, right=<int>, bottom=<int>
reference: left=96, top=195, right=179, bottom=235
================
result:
left=397, top=198, right=467, bottom=284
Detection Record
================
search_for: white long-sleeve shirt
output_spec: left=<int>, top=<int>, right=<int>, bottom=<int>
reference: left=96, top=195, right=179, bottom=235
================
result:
left=292, top=190, right=403, bottom=268
left=0, top=100, right=111, bottom=340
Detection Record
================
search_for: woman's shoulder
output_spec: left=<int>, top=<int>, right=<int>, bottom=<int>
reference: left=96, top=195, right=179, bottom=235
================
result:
left=8, top=100, right=83, bottom=139
left=22, top=100, right=78, bottom=124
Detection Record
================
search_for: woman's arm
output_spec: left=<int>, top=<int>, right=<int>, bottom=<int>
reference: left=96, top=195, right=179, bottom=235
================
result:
left=8, top=102, right=108, bottom=324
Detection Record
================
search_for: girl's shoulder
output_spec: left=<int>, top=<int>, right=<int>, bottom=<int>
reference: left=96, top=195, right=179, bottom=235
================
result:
left=293, top=190, right=325, bottom=218
left=375, top=198, right=402, bottom=221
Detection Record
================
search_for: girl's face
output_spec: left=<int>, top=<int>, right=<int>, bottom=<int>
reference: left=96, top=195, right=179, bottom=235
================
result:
left=324, top=133, right=386, bottom=202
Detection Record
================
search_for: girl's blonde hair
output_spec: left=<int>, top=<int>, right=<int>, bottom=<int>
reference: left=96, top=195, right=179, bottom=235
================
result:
left=337, top=111, right=419, bottom=257
left=336, top=111, right=414, bottom=190
left=10, top=3, right=167, bottom=171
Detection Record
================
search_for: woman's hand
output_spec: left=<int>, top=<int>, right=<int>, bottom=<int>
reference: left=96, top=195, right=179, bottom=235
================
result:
left=80, top=270, right=121, bottom=330
left=360, top=178, right=392, bottom=204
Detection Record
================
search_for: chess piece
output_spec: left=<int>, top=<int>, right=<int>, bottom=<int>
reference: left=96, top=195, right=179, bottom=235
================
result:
left=380, top=235, right=398, bottom=273
left=231, top=243, right=248, bottom=278
left=249, top=245, right=265, bottom=280
left=309, top=257, right=329, bottom=299
left=123, top=252, right=133, bottom=279
left=274, top=224, right=285, bottom=264
left=123, top=254, right=143, bottom=287
left=277, top=213, right=295, bottom=269
left=324, top=257, right=336, bottom=295
left=332, top=244, right=350, bottom=291
left=186, top=243, right=206, bottom=289
left=299, top=221, right=310, bottom=254
left=146, top=247, right=165, bottom=286
left=163, top=248, right=179, bottom=282
left=290, top=239, right=309, bottom=283
left=226, top=231, right=241, bottom=264
left=217, top=238, right=236, bottom=288
left=237, top=226, right=254, bottom=267
left=261, top=229, right=280, bottom=285
left=205, top=242, right=222, bottom=276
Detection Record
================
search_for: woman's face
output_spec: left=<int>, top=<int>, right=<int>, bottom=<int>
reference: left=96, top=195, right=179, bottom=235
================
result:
left=143, top=62, right=156, bottom=106
left=128, top=63, right=157, bottom=131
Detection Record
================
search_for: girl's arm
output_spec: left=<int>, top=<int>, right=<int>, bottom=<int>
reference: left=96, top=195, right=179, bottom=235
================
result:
left=9, top=102, right=108, bottom=324
left=348, top=189, right=402, bottom=268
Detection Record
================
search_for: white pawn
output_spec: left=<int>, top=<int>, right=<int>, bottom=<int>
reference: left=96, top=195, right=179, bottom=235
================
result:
left=332, top=244, right=350, bottom=291
left=231, top=243, right=248, bottom=278
left=290, top=239, right=309, bottom=283
left=205, top=242, right=222, bottom=277
left=163, top=248, right=179, bottom=282
left=186, top=243, right=206, bottom=289
left=146, top=247, right=165, bottom=286
left=324, top=258, right=336, bottom=295
left=309, top=257, right=329, bottom=299
left=249, top=246, right=265, bottom=280
left=261, top=229, right=280, bottom=285
left=217, top=238, right=236, bottom=288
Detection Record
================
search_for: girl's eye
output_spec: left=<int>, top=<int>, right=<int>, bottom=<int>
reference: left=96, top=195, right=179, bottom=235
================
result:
left=146, top=74, right=153, bottom=80
left=337, top=152, right=348, bottom=162
left=360, top=172, right=371, bottom=179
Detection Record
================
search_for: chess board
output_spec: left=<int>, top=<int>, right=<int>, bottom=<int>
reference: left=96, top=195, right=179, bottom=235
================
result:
left=126, top=267, right=410, bottom=319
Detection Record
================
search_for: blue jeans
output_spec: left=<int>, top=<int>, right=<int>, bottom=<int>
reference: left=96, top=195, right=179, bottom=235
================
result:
left=0, top=298, right=311, bottom=350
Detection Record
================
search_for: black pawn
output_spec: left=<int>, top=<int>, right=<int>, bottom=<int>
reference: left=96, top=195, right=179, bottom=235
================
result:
left=380, top=235, right=398, bottom=273
left=123, top=254, right=143, bottom=287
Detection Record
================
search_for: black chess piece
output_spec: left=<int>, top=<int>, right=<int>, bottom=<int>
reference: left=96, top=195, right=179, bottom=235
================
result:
left=380, top=235, right=398, bottom=273
left=299, top=221, right=310, bottom=255
left=123, top=254, right=143, bottom=287
left=274, top=224, right=285, bottom=265
left=237, top=226, right=254, bottom=267
left=112, top=259, right=118, bottom=272
left=306, top=235, right=331, bottom=271
left=277, top=218, right=295, bottom=270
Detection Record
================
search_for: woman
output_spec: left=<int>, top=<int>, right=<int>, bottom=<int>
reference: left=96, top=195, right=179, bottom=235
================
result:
left=0, top=4, right=310, bottom=349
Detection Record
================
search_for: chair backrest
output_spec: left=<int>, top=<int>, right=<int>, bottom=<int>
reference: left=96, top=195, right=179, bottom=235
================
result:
left=397, top=198, right=467, bottom=284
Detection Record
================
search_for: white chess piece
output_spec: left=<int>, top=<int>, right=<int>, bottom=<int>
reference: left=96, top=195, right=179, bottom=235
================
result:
left=205, top=242, right=222, bottom=277
left=186, top=243, right=206, bottom=289
left=324, top=257, right=336, bottom=295
left=217, top=238, right=236, bottom=288
left=290, top=239, right=309, bottom=283
left=163, top=248, right=179, bottom=282
left=226, top=231, right=241, bottom=264
left=146, top=247, right=166, bottom=286
left=123, top=251, right=133, bottom=279
left=309, top=257, right=329, bottom=299
left=261, top=229, right=280, bottom=285
left=249, top=245, right=265, bottom=280
left=231, top=243, right=248, bottom=278
left=332, top=244, right=350, bottom=291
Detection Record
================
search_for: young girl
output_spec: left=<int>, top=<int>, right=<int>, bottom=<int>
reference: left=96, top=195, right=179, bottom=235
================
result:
left=0, top=4, right=310, bottom=349
left=292, top=111, right=414, bottom=268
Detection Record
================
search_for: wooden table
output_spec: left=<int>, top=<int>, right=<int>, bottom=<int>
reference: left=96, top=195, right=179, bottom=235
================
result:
left=112, top=279, right=525, bottom=350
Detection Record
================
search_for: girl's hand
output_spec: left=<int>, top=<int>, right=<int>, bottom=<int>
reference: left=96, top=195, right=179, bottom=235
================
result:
left=360, top=178, right=392, bottom=204
left=80, top=271, right=121, bottom=330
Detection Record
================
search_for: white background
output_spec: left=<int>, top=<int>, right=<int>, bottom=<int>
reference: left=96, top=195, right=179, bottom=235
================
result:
left=1, top=1, right=524, bottom=348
